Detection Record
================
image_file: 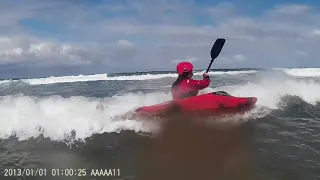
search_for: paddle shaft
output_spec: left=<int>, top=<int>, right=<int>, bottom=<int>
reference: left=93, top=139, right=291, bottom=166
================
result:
left=206, top=61, right=214, bottom=73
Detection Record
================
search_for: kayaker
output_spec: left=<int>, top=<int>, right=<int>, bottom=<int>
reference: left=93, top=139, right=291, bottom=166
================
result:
left=171, top=62, right=210, bottom=100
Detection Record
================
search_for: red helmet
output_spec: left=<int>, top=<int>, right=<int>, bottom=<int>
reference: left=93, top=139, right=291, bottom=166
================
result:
left=176, top=62, right=193, bottom=75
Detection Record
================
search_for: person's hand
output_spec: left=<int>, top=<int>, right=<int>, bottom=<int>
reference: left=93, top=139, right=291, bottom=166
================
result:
left=203, top=73, right=209, bottom=78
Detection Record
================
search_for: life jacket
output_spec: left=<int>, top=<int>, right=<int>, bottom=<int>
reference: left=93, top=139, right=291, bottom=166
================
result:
left=171, top=77, right=199, bottom=100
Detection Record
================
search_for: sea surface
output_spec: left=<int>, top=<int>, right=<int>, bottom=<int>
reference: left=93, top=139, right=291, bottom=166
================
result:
left=0, top=68, right=320, bottom=180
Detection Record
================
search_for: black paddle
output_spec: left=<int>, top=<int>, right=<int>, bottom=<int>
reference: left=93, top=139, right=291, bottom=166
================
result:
left=205, top=38, right=226, bottom=73
left=205, top=38, right=229, bottom=96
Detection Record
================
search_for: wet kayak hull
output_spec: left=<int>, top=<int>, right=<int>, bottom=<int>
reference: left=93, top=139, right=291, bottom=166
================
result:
left=134, top=91, right=257, bottom=119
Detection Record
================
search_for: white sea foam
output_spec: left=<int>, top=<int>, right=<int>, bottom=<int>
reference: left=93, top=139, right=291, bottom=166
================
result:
left=211, top=76, right=320, bottom=108
left=21, top=73, right=177, bottom=85
left=0, top=70, right=258, bottom=85
left=0, top=92, right=171, bottom=143
left=0, top=80, right=15, bottom=85
left=1, top=91, right=248, bottom=143
left=278, top=68, right=320, bottom=77
left=1, top=71, right=319, bottom=143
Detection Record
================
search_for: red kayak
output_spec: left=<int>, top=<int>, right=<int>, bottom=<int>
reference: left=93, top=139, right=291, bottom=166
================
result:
left=134, top=91, right=257, bottom=119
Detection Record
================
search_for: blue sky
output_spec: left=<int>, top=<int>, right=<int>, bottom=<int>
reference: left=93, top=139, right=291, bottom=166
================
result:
left=1, top=0, right=320, bottom=78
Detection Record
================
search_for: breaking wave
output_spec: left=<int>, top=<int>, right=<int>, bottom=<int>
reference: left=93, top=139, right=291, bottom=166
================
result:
left=1, top=74, right=320, bottom=144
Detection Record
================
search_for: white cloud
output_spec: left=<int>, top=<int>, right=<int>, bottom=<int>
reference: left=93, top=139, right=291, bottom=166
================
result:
left=171, top=56, right=198, bottom=64
left=208, top=2, right=237, bottom=21
left=296, top=51, right=307, bottom=56
left=117, top=40, right=134, bottom=48
left=233, top=54, right=247, bottom=62
left=273, top=4, right=310, bottom=14
left=0, top=36, right=113, bottom=66
left=312, top=29, right=320, bottom=36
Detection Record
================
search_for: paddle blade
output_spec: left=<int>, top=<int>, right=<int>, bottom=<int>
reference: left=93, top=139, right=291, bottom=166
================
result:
left=210, top=38, right=225, bottom=60
left=206, top=38, right=226, bottom=73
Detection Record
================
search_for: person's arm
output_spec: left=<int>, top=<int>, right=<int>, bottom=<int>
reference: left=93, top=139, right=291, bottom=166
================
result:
left=186, top=74, right=210, bottom=90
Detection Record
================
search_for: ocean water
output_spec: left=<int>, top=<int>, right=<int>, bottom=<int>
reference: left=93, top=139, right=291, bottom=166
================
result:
left=0, top=68, right=319, bottom=180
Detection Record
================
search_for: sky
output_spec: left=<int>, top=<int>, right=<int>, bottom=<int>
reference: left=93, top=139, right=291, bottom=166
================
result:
left=1, top=0, right=320, bottom=78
